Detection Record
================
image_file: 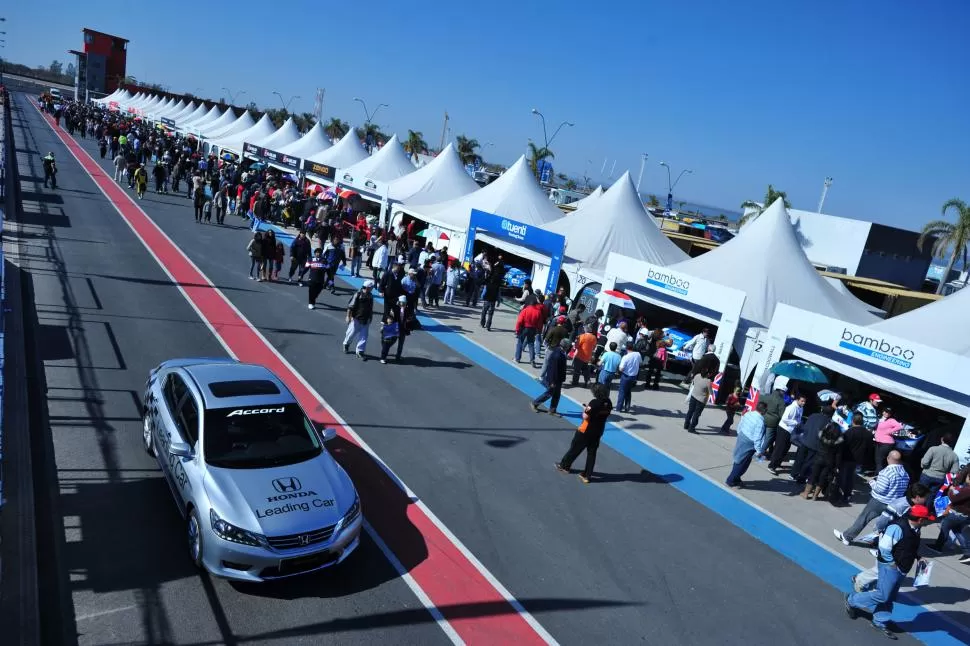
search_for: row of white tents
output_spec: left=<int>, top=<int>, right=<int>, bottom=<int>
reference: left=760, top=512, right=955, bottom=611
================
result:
left=95, top=88, right=970, bottom=461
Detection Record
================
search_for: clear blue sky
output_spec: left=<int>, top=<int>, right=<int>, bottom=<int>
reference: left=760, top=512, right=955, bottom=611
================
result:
left=4, top=1, right=968, bottom=230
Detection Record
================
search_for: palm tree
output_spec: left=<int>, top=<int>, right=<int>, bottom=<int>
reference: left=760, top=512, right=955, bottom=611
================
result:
left=739, top=184, right=792, bottom=225
left=324, top=117, right=349, bottom=141
left=647, top=194, right=660, bottom=209
left=918, top=198, right=970, bottom=294
left=528, top=142, right=554, bottom=182
left=405, top=129, right=429, bottom=162
left=295, top=112, right=316, bottom=132
left=455, top=135, right=482, bottom=167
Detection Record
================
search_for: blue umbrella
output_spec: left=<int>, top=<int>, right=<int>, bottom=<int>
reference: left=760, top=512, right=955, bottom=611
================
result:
left=768, top=359, right=828, bottom=384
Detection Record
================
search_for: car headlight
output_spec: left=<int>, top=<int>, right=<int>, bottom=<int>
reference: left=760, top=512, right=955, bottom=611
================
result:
left=209, top=509, right=265, bottom=547
left=335, top=494, right=361, bottom=533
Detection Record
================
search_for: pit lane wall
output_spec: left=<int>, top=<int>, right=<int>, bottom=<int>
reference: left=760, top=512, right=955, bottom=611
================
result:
left=0, top=87, right=42, bottom=645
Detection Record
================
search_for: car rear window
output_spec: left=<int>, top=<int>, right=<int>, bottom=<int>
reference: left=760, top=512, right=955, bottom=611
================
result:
left=208, top=379, right=280, bottom=398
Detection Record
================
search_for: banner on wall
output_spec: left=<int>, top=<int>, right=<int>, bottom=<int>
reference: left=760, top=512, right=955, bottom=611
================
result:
left=463, top=209, right=566, bottom=295
left=303, top=160, right=336, bottom=181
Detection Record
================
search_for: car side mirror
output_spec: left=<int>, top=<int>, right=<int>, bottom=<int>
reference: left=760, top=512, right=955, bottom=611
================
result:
left=319, top=427, right=337, bottom=443
left=169, top=441, right=193, bottom=458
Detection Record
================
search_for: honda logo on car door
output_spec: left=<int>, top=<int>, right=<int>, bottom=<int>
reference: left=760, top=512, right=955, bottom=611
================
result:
left=272, top=477, right=302, bottom=493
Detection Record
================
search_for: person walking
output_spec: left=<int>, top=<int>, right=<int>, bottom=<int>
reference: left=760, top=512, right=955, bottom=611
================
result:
left=570, top=324, right=597, bottom=388
left=615, top=342, right=642, bottom=413
left=919, top=432, right=959, bottom=489
left=844, top=505, right=935, bottom=639
left=556, top=383, right=613, bottom=484
left=726, top=402, right=767, bottom=488
left=371, top=238, right=389, bottom=285
left=287, top=231, right=312, bottom=285
left=480, top=266, right=504, bottom=331
left=42, top=152, right=58, bottom=189
left=113, top=151, right=125, bottom=183
left=596, top=342, right=622, bottom=392
left=760, top=383, right=788, bottom=458
left=379, top=310, right=401, bottom=365
left=768, top=395, right=806, bottom=475
left=834, top=450, right=910, bottom=546
left=853, top=483, right=931, bottom=591
left=444, top=260, right=459, bottom=305
left=193, top=185, right=205, bottom=222
left=304, top=248, right=327, bottom=308
left=514, top=299, right=544, bottom=367
left=791, top=396, right=840, bottom=485
left=152, top=161, right=166, bottom=193
left=531, top=339, right=569, bottom=416
left=247, top=232, right=264, bottom=280
left=343, top=281, right=375, bottom=359
left=684, top=368, right=713, bottom=433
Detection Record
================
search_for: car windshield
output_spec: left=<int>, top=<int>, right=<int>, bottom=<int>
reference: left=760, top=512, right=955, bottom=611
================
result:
left=203, top=404, right=321, bottom=469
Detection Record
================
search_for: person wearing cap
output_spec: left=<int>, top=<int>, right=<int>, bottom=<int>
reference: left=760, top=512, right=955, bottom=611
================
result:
left=42, top=152, right=57, bottom=188
left=854, top=482, right=932, bottom=591
left=856, top=393, right=882, bottom=432
left=379, top=297, right=406, bottom=364
left=615, top=341, right=642, bottom=413
left=835, top=450, right=910, bottom=546
left=343, top=281, right=375, bottom=359
left=543, top=315, right=570, bottom=350
left=844, top=504, right=935, bottom=639
left=531, top=339, right=570, bottom=416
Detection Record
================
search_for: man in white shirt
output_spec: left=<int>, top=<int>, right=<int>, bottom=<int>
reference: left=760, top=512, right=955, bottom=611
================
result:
left=768, top=395, right=806, bottom=475
left=606, top=321, right=630, bottom=353
left=615, top=341, right=642, bottom=413
left=680, top=328, right=711, bottom=384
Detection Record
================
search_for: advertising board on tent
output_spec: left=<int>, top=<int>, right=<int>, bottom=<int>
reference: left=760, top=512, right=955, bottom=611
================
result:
left=599, top=252, right=745, bottom=368
left=304, top=160, right=337, bottom=183
left=752, top=303, right=970, bottom=463
left=242, top=143, right=301, bottom=172
left=464, top=209, right=565, bottom=295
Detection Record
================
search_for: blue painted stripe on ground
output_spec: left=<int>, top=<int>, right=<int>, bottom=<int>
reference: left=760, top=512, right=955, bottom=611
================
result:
left=291, top=257, right=965, bottom=644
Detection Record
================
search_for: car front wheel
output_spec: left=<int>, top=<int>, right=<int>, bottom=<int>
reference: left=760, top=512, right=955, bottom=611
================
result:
left=187, top=508, right=204, bottom=569
left=143, top=413, right=156, bottom=457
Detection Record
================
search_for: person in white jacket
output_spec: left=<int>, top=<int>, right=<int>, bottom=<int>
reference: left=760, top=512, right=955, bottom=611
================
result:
left=768, top=395, right=806, bottom=474
left=371, top=240, right=389, bottom=285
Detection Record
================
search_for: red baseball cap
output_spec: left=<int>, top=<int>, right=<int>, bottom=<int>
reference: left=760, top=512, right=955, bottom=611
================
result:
left=908, top=505, right=936, bottom=521
left=869, top=393, right=882, bottom=403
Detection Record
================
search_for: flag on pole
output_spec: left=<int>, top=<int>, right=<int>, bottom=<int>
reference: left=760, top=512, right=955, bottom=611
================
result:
left=743, top=386, right=760, bottom=413
left=709, top=372, right=723, bottom=405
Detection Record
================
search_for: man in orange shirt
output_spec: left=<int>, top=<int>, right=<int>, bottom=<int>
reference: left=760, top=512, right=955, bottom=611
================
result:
left=571, top=324, right=598, bottom=388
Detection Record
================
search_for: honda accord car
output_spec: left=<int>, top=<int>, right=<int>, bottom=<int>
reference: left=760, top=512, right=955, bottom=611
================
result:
left=142, top=358, right=362, bottom=581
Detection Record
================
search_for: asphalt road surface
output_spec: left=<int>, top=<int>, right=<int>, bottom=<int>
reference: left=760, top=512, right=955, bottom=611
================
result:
left=9, top=91, right=901, bottom=645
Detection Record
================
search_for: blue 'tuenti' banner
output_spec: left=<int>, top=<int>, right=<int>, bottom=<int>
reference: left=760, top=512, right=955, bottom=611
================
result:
left=464, top=209, right=566, bottom=294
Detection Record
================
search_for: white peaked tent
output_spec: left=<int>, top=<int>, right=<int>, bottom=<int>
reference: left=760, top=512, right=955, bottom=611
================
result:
left=170, top=102, right=199, bottom=123
left=198, top=108, right=240, bottom=137
left=547, top=172, right=687, bottom=272
left=408, top=156, right=563, bottom=231
left=870, top=287, right=970, bottom=355
left=148, top=98, right=175, bottom=118
left=211, top=114, right=276, bottom=155
left=824, top=277, right=885, bottom=317
left=133, top=95, right=161, bottom=112
left=95, top=88, right=124, bottom=104
left=405, top=156, right=563, bottom=273
left=340, top=134, right=415, bottom=191
left=121, top=92, right=144, bottom=109
left=569, top=186, right=603, bottom=212
left=156, top=100, right=187, bottom=119
left=251, top=117, right=300, bottom=151
left=180, top=105, right=222, bottom=131
left=671, top=199, right=880, bottom=378
left=277, top=122, right=331, bottom=159
left=305, top=128, right=369, bottom=177
left=388, top=143, right=479, bottom=204
left=673, top=199, right=879, bottom=332
left=176, top=103, right=208, bottom=126
left=202, top=111, right=255, bottom=141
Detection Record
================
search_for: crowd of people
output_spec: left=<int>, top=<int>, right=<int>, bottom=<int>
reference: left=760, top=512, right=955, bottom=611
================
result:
left=49, top=94, right=969, bottom=639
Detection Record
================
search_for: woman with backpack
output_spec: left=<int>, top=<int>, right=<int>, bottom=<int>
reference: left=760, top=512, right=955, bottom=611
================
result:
left=802, top=422, right=845, bottom=500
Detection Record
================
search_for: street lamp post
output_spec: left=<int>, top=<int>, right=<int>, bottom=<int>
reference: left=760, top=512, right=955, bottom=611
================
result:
left=530, top=107, right=573, bottom=183
left=658, top=161, right=693, bottom=215
left=636, top=153, right=649, bottom=193
left=817, top=176, right=833, bottom=213
left=222, top=87, right=245, bottom=105
left=353, top=97, right=388, bottom=125
left=272, top=91, right=301, bottom=113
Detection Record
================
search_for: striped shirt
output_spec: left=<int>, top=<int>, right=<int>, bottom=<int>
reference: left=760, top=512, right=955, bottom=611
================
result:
left=870, top=464, right=910, bottom=505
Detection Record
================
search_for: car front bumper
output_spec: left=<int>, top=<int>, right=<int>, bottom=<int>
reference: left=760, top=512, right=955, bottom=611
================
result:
left=202, top=513, right=363, bottom=582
